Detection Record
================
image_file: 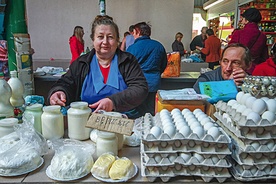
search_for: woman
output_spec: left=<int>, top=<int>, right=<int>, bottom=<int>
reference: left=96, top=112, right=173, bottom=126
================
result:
left=229, top=8, right=268, bottom=74
left=48, top=15, right=148, bottom=118
left=252, top=42, right=276, bottom=76
left=69, top=26, right=85, bottom=64
left=172, top=32, right=185, bottom=57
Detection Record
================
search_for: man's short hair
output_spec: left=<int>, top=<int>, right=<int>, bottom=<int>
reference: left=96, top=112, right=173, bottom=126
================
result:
left=206, top=29, right=214, bottom=36
left=221, top=43, right=252, bottom=68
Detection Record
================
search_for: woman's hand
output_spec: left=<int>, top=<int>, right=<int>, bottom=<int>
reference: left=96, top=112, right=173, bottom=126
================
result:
left=50, top=91, right=67, bottom=106
left=232, top=68, right=247, bottom=86
left=89, top=98, right=114, bottom=112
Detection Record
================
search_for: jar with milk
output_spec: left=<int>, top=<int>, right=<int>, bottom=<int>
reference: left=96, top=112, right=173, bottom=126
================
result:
left=41, top=105, right=64, bottom=139
left=24, top=104, right=43, bottom=133
left=67, top=101, right=92, bottom=140
left=96, top=130, right=118, bottom=158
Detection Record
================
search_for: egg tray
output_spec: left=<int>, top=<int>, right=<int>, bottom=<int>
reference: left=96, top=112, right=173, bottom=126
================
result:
left=140, top=161, right=232, bottom=183
left=141, top=148, right=231, bottom=168
left=141, top=140, right=231, bottom=156
left=142, top=113, right=231, bottom=144
left=214, top=112, right=276, bottom=141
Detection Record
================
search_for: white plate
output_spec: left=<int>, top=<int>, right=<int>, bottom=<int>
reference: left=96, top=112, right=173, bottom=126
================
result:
left=46, top=166, right=89, bottom=181
left=0, top=157, right=44, bottom=177
left=92, top=163, right=138, bottom=182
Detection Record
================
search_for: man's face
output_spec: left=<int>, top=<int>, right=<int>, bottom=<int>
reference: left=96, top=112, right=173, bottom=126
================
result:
left=220, top=47, right=247, bottom=80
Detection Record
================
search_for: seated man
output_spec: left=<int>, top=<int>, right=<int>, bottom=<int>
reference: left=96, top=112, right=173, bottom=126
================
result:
left=193, top=43, right=251, bottom=94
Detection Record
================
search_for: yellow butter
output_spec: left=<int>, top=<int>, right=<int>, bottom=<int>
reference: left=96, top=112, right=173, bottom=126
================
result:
left=109, top=157, right=133, bottom=180
left=91, top=153, right=115, bottom=178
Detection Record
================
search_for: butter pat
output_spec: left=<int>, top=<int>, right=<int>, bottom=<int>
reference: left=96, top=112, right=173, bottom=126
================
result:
left=109, top=157, right=133, bottom=180
left=91, top=153, right=115, bottom=178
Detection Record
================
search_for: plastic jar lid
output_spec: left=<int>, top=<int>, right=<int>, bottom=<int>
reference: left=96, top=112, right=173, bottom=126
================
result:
left=0, top=118, right=19, bottom=127
left=97, top=131, right=116, bottom=139
left=25, top=103, right=43, bottom=110
left=43, top=105, right=61, bottom=112
left=70, top=101, right=88, bottom=109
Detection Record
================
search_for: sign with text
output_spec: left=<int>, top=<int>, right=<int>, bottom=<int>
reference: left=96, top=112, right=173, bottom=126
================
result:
left=86, top=113, right=134, bottom=136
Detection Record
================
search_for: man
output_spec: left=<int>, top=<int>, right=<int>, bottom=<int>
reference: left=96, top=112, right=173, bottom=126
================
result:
left=190, top=26, right=208, bottom=61
left=127, top=22, right=167, bottom=116
left=196, top=29, right=221, bottom=70
left=120, top=25, right=135, bottom=51
left=193, top=43, right=252, bottom=94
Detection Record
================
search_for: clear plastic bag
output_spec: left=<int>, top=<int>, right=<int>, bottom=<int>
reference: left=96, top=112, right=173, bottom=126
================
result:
left=48, top=139, right=95, bottom=180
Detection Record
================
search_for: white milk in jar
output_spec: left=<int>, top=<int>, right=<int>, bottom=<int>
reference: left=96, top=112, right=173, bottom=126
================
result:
left=0, top=118, right=18, bottom=138
left=67, top=101, right=92, bottom=140
left=41, top=105, right=64, bottom=139
left=102, top=111, right=126, bottom=150
left=24, top=104, right=43, bottom=133
left=96, top=130, right=118, bottom=158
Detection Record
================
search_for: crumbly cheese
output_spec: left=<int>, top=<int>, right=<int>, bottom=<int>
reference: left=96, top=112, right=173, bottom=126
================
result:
left=91, top=153, right=115, bottom=178
left=109, top=157, right=133, bottom=180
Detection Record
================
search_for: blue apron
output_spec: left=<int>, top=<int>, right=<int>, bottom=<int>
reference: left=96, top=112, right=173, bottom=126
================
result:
left=81, top=54, right=127, bottom=104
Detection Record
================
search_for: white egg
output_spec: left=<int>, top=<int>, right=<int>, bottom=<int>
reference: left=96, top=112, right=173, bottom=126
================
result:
left=200, top=117, right=211, bottom=125
left=241, top=93, right=252, bottom=105
left=160, top=109, right=170, bottom=116
left=163, top=122, right=175, bottom=130
left=164, top=126, right=176, bottom=138
left=184, top=113, right=195, bottom=120
left=252, top=99, right=267, bottom=115
left=241, top=108, right=253, bottom=117
left=175, top=121, right=187, bottom=130
left=236, top=91, right=244, bottom=103
left=189, top=122, right=202, bottom=130
left=161, top=117, right=172, bottom=125
left=193, top=108, right=203, bottom=115
left=245, top=96, right=256, bottom=108
left=231, top=102, right=240, bottom=111
left=181, top=108, right=191, bottom=115
left=262, top=111, right=276, bottom=123
left=187, top=117, right=198, bottom=125
left=179, top=125, right=191, bottom=137
left=236, top=105, right=247, bottom=113
left=265, top=99, right=276, bottom=113
left=246, top=111, right=261, bottom=123
left=195, top=111, right=205, bottom=118
left=197, top=113, right=208, bottom=121
left=227, top=99, right=237, bottom=106
left=150, top=126, right=163, bottom=138
left=192, top=126, right=205, bottom=139
left=171, top=108, right=181, bottom=115
left=207, top=126, right=220, bottom=140
left=261, top=97, right=270, bottom=102
left=203, top=122, right=214, bottom=130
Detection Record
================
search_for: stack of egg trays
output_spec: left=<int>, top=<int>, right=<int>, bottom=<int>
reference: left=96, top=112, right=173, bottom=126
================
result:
left=214, top=107, right=276, bottom=181
left=140, top=113, right=232, bottom=183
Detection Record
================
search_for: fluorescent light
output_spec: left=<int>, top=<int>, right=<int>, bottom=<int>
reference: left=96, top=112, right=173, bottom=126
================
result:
left=203, top=0, right=225, bottom=10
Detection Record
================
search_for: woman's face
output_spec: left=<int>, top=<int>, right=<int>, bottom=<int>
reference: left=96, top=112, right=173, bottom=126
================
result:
left=93, top=25, right=118, bottom=58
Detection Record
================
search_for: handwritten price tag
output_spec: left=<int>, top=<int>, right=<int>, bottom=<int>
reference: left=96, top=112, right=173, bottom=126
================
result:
left=85, top=113, right=134, bottom=136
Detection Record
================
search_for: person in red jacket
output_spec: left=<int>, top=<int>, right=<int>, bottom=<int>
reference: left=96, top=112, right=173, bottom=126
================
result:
left=196, top=29, right=221, bottom=70
left=252, top=42, right=276, bottom=76
left=69, top=26, right=85, bottom=64
left=229, top=8, right=268, bottom=74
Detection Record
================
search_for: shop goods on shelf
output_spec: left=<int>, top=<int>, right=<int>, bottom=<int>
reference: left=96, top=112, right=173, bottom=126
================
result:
left=241, top=76, right=276, bottom=97
left=140, top=109, right=232, bottom=183
left=214, top=95, right=276, bottom=182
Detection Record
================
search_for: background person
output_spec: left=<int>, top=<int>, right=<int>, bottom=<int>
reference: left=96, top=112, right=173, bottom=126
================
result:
left=190, top=26, right=208, bottom=61
left=228, top=8, right=268, bottom=74
left=252, top=42, right=276, bottom=76
left=69, top=26, right=85, bottom=65
left=196, top=29, right=221, bottom=70
left=127, top=22, right=167, bottom=116
left=120, top=25, right=135, bottom=51
left=172, top=32, right=185, bottom=57
left=193, top=43, right=252, bottom=94
left=48, top=15, right=148, bottom=119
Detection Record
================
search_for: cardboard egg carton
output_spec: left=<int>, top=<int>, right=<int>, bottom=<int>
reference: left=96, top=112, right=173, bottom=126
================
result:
left=229, top=158, right=276, bottom=181
left=142, top=113, right=231, bottom=145
left=140, top=161, right=232, bottom=183
left=141, top=139, right=231, bottom=156
left=214, top=112, right=276, bottom=141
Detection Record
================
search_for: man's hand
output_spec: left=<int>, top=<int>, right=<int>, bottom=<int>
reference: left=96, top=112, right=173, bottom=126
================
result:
left=232, top=68, right=247, bottom=86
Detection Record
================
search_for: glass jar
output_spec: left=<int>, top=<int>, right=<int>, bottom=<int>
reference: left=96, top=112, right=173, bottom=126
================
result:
left=24, top=104, right=43, bottom=133
left=0, top=118, right=18, bottom=138
left=67, top=101, right=92, bottom=140
left=96, top=130, right=118, bottom=158
left=41, top=105, right=64, bottom=139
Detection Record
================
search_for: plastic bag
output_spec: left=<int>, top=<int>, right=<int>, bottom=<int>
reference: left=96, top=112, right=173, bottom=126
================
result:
left=48, top=139, right=95, bottom=179
left=162, top=52, right=180, bottom=77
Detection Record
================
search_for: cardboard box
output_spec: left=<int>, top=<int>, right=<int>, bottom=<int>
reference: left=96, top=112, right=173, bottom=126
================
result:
left=155, top=92, right=206, bottom=113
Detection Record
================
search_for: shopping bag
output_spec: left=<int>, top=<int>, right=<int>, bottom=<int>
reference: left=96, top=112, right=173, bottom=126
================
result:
left=162, top=52, right=180, bottom=77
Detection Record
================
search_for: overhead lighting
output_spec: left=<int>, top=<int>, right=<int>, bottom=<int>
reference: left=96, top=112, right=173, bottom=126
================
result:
left=203, top=0, right=225, bottom=10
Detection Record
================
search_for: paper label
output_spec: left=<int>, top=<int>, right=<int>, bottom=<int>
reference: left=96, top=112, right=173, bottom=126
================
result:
left=86, top=113, right=134, bottom=136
